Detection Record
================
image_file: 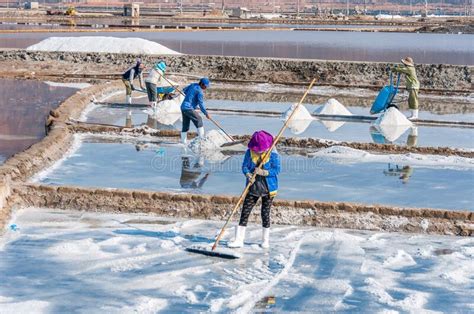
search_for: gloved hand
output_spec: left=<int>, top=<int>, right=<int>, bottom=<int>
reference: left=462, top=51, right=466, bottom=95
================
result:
left=255, top=168, right=269, bottom=176
left=246, top=173, right=255, bottom=184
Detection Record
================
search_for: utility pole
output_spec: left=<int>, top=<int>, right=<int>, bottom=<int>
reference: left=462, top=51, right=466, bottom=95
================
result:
left=180, top=0, right=183, bottom=15
left=346, top=0, right=349, bottom=16
left=221, top=0, right=224, bottom=13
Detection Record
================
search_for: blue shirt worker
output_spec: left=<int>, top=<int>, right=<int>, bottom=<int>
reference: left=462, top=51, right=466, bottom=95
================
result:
left=180, top=77, right=211, bottom=144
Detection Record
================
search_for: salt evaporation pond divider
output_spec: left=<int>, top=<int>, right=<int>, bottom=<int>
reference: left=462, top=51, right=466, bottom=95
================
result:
left=85, top=104, right=474, bottom=150
left=37, top=136, right=474, bottom=211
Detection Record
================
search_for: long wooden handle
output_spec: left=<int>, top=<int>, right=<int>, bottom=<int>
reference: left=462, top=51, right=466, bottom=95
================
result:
left=208, top=117, right=234, bottom=141
left=211, top=78, right=317, bottom=251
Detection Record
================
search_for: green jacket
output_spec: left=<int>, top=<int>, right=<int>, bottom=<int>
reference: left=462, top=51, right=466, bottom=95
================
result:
left=392, top=65, right=420, bottom=90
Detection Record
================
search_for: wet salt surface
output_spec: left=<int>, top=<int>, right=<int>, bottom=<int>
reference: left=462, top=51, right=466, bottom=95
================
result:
left=1, top=30, right=473, bottom=64
left=37, top=136, right=474, bottom=211
left=85, top=101, right=474, bottom=149
left=0, top=78, right=81, bottom=164
left=0, top=208, right=472, bottom=312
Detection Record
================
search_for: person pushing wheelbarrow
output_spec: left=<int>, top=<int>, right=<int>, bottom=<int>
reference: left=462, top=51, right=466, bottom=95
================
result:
left=391, top=56, right=420, bottom=120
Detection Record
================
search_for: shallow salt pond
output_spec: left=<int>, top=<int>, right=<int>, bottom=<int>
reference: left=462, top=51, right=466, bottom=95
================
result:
left=85, top=99, right=474, bottom=149
left=0, top=208, right=472, bottom=312
left=0, top=79, right=83, bottom=164
left=37, top=135, right=474, bottom=211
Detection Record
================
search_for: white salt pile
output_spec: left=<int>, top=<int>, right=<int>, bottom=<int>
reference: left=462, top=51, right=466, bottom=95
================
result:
left=282, top=103, right=313, bottom=121
left=188, top=129, right=230, bottom=162
left=282, top=103, right=314, bottom=134
left=144, top=95, right=184, bottom=126
left=314, top=98, right=352, bottom=116
left=314, top=98, right=352, bottom=132
left=27, top=36, right=181, bottom=55
left=287, top=119, right=313, bottom=135
left=373, top=107, right=412, bottom=142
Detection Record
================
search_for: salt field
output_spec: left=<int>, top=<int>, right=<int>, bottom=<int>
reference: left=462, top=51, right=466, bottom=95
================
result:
left=1, top=10, right=473, bottom=313
left=1, top=208, right=472, bottom=312
left=36, top=135, right=474, bottom=211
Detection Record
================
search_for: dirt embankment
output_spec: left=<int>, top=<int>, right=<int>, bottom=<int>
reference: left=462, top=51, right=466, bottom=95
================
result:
left=0, top=50, right=471, bottom=93
left=70, top=123, right=474, bottom=158
left=13, top=184, right=474, bottom=236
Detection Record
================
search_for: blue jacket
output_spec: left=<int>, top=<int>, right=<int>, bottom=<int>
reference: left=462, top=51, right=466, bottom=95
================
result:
left=242, top=149, right=280, bottom=197
left=180, top=83, right=208, bottom=115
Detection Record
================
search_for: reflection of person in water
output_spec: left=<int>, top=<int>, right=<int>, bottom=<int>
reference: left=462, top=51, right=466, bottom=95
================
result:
left=383, top=164, right=413, bottom=184
left=406, top=126, right=418, bottom=147
left=180, top=156, right=210, bottom=189
left=399, top=165, right=413, bottom=184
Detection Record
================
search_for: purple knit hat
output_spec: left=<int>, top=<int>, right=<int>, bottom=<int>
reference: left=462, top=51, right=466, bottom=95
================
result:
left=248, top=130, right=274, bottom=153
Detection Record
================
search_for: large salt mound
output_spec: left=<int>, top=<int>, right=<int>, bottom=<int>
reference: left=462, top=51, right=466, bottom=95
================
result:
left=282, top=103, right=314, bottom=134
left=373, top=107, right=412, bottom=142
left=27, top=36, right=181, bottom=55
left=314, top=98, right=352, bottom=116
left=314, top=98, right=352, bottom=132
left=282, top=103, right=313, bottom=121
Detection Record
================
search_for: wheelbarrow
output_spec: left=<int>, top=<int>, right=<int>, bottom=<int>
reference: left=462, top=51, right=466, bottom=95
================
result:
left=370, top=70, right=401, bottom=114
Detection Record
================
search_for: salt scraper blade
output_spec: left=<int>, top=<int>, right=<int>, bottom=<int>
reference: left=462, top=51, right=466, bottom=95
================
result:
left=186, top=245, right=242, bottom=259
left=220, top=139, right=246, bottom=148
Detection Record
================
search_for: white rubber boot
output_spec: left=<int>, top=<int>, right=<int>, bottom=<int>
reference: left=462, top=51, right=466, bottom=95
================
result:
left=410, top=126, right=418, bottom=136
left=126, top=95, right=132, bottom=105
left=228, top=226, right=246, bottom=248
left=197, top=127, right=205, bottom=139
left=125, top=110, right=132, bottom=128
left=261, top=227, right=270, bottom=249
left=181, top=132, right=188, bottom=145
left=408, top=109, right=419, bottom=120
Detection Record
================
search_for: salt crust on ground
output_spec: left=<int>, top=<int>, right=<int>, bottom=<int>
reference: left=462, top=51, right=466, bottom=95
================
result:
left=27, top=36, right=181, bottom=55
left=1, top=208, right=472, bottom=313
left=310, top=145, right=474, bottom=170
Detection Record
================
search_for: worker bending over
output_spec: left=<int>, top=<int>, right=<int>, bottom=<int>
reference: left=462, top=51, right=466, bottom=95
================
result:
left=392, top=56, right=420, bottom=120
left=122, top=59, right=145, bottom=104
left=180, top=77, right=211, bottom=145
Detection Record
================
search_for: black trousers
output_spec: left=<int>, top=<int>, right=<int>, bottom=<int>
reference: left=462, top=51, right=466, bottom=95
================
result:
left=238, top=193, right=273, bottom=228
left=182, top=109, right=203, bottom=132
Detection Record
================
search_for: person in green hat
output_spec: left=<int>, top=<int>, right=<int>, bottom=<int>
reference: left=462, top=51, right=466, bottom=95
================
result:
left=392, top=56, right=420, bottom=120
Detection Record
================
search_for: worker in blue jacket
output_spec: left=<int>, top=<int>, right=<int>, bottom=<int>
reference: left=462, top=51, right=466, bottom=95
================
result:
left=180, top=77, right=211, bottom=145
left=228, top=130, right=281, bottom=249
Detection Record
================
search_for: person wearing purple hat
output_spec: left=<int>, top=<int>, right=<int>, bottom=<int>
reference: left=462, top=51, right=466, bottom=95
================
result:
left=228, top=130, right=281, bottom=249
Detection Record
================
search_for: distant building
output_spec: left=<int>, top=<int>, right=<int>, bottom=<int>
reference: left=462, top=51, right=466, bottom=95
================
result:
left=24, top=2, right=39, bottom=10
left=124, top=3, right=140, bottom=18
left=231, top=7, right=251, bottom=19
